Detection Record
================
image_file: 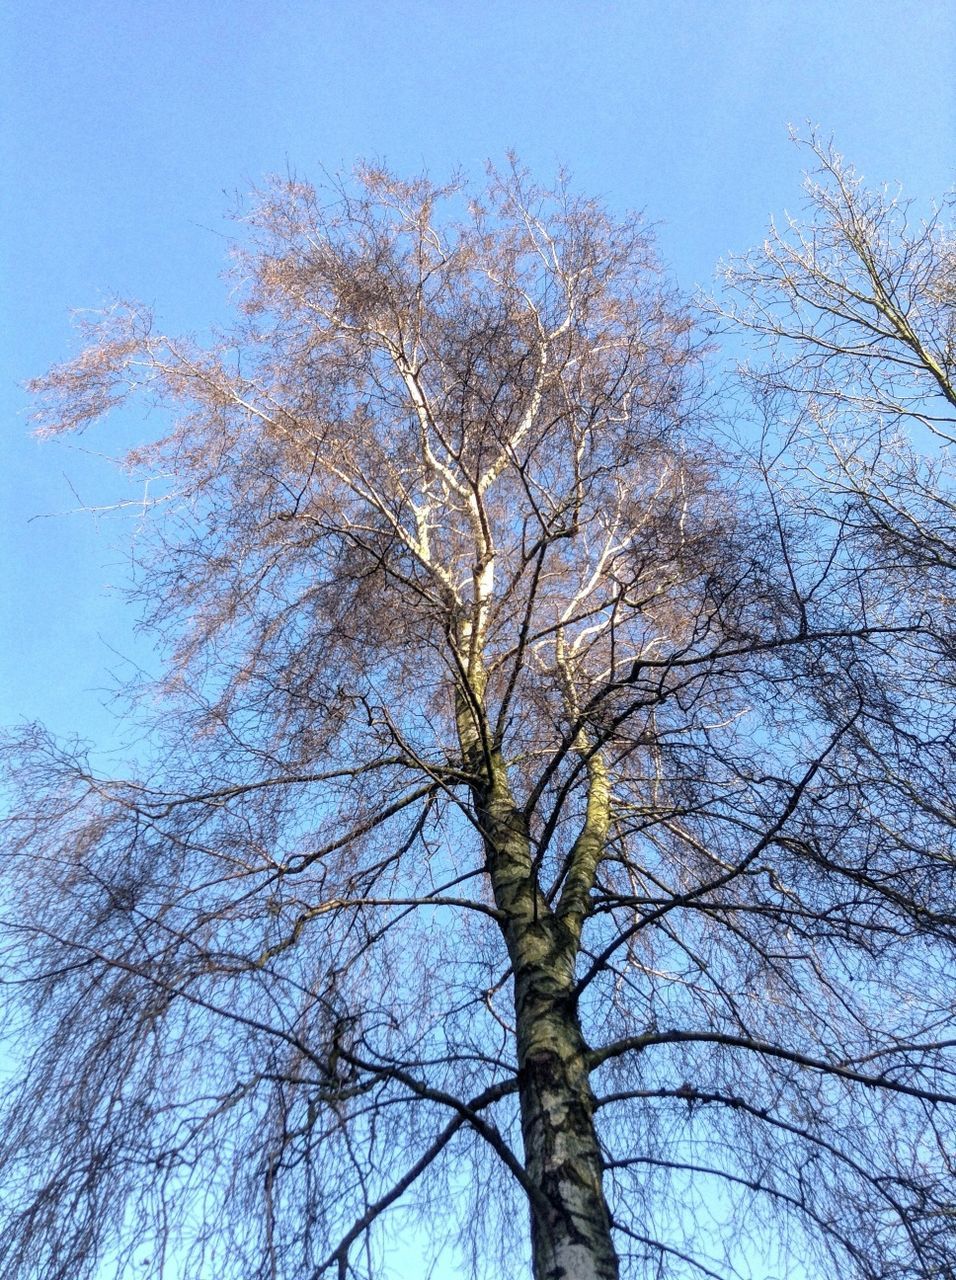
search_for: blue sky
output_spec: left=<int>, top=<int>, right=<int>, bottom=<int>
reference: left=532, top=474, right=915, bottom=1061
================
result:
left=2, top=1, right=954, bottom=748
left=0, top=3, right=953, bottom=1274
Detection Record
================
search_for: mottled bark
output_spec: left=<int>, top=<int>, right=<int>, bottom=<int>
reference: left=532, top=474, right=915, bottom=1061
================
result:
left=476, top=752, right=619, bottom=1280
left=516, top=974, right=618, bottom=1280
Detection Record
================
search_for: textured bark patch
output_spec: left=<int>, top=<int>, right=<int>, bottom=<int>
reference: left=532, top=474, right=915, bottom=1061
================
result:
left=519, top=1028, right=619, bottom=1280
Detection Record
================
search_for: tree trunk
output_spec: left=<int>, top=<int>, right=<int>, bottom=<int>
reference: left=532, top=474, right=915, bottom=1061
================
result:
left=474, top=751, right=618, bottom=1278
left=515, top=966, right=619, bottom=1280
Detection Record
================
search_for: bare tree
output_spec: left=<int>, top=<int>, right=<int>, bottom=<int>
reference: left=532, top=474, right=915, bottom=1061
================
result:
left=3, top=157, right=955, bottom=1280
left=719, top=131, right=956, bottom=567
left=719, top=137, right=956, bottom=1076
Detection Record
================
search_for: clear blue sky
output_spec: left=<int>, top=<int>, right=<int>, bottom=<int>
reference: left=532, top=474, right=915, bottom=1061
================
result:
left=0, top=3, right=953, bottom=1272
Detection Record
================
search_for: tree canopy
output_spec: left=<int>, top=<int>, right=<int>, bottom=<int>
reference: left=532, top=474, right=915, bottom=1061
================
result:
left=3, top=142, right=956, bottom=1280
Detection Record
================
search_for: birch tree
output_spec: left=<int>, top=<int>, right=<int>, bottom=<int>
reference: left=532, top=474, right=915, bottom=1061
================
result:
left=3, top=159, right=955, bottom=1280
